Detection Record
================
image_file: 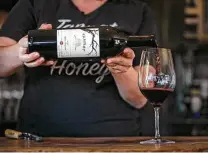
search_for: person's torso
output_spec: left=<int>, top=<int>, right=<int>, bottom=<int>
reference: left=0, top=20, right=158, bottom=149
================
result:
left=18, top=0, right=146, bottom=136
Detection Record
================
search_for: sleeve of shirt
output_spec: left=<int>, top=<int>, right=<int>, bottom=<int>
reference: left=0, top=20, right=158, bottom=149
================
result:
left=133, top=3, right=159, bottom=67
left=0, top=0, right=37, bottom=42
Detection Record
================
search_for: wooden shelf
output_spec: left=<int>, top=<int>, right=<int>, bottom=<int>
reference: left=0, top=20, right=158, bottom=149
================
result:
left=185, top=8, right=199, bottom=14
left=185, top=18, right=199, bottom=25
left=184, top=0, right=206, bottom=41
left=183, top=33, right=198, bottom=39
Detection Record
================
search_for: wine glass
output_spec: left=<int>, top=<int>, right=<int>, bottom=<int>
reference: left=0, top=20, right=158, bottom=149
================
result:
left=138, top=48, right=176, bottom=144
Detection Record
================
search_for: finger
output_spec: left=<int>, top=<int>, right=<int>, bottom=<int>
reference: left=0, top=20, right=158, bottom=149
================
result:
left=112, top=70, right=123, bottom=74
left=111, top=65, right=130, bottom=72
left=107, top=64, right=129, bottom=73
left=106, top=63, right=131, bottom=71
left=123, top=48, right=135, bottom=59
left=19, top=47, right=27, bottom=56
left=39, top=24, right=52, bottom=30
left=18, top=37, right=28, bottom=48
left=19, top=50, right=40, bottom=63
left=107, top=57, right=132, bottom=67
left=106, top=63, right=117, bottom=67
left=24, top=57, right=45, bottom=68
left=108, top=67, right=123, bottom=74
left=142, top=65, right=156, bottom=75
left=42, top=60, right=55, bottom=66
left=136, top=65, right=156, bottom=75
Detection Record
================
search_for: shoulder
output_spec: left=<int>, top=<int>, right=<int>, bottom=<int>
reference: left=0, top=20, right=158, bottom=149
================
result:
left=126, top=0, right=152, bottom=17
left=110, top=0, right=152, bottom=21
left=126, top=0, right=149, bottom=8
left=109, top=0, right=154, bottom=31
left=111, top=0, right=150, bottom=12
left=30, top=0, right=60, bottom=8
left=29, top=0, right=61, bottom=23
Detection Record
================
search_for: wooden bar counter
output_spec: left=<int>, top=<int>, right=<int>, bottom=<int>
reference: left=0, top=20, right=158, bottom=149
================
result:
left=0, top=137, right=208, bottom=152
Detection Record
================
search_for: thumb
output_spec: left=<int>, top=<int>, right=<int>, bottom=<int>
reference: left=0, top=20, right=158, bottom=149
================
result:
left=18, top=36, right=28, bottom=48
left=123, top=48, right=135, bottom=59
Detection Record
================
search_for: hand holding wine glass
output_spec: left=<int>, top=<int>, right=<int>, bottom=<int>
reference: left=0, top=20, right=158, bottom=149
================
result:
left=138, top=48, right=176, bottom=144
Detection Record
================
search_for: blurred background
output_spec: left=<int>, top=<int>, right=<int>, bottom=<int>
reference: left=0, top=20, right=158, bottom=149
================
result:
left=0, top=0, right=208, bottom=136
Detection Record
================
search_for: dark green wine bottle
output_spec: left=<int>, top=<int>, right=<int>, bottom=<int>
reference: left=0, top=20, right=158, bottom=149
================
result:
left=28, top=27, right=157, bottom=61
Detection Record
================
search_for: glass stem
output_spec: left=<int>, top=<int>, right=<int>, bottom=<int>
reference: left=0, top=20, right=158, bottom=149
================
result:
left=154, top=107, right=161, bottom=140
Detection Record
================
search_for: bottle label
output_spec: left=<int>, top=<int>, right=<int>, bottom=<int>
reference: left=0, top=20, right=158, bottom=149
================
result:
left=57, top=28, right=100, bottom=58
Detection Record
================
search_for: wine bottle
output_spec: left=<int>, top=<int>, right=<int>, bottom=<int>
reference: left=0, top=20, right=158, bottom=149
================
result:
left=28, top=27, right=157, bottom=61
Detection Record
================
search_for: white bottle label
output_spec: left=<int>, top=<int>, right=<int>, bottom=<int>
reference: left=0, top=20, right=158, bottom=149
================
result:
left=57, top=28, right=100, bottom=58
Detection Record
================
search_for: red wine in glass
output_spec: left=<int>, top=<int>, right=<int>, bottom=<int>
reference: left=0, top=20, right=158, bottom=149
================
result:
left=140, top=88, right=174, bottom=107
left=138, top=48, right=176, bottom=144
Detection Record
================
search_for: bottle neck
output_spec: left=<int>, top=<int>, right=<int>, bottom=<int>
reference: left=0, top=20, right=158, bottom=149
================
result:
left=127, top=35, right=158, bottom=48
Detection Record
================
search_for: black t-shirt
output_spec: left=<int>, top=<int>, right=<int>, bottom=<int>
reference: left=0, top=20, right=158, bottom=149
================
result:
left=0, top=0, right=158, bottom=137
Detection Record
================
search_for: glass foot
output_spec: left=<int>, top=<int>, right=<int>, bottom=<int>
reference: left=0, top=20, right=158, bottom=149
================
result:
left=140, top=138, right=175, bottom=144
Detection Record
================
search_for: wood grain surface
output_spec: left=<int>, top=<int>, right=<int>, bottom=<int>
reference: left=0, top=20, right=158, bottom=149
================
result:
left=0, top=137, right=208, bottom=152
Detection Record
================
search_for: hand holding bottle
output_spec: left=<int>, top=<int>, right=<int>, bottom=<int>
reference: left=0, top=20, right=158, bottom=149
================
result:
left=18, top=24, right=55, bottom=68
left=101, top=48, right=135, bottom=74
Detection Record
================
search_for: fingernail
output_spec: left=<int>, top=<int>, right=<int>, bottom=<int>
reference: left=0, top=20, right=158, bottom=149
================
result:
left=107, top=59, right=111, bottom=63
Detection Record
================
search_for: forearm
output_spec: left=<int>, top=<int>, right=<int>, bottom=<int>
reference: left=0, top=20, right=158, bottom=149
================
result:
left=112, top=67, right=147, bottom=109
left=0, top=44, right=23, bottom=77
